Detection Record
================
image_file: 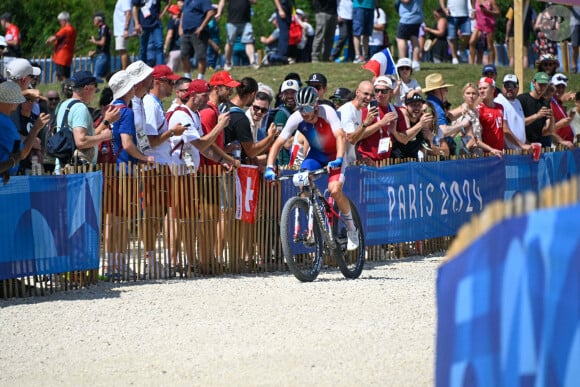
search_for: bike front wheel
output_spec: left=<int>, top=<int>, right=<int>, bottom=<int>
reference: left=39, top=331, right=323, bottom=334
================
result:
left=332, top=198, right=365, bottom=279
left=280, top=197, right=324, bottom=282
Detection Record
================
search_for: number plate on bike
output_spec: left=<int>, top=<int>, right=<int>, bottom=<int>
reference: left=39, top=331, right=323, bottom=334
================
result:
left=292, top=171, right=310, bottom=187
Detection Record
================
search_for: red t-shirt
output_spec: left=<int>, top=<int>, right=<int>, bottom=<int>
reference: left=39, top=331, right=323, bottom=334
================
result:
left=550, top=98, right=574, bottom=142
left=53, top=24, right=77, bottom=66
left=198, top=102, right=224, bottom=166
left=478, top=102, right=505, bottom=151
left=357, top=104, right=406, bottom=160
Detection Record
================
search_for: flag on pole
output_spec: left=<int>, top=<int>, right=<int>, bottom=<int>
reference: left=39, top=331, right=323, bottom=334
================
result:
left=235, top=165, right=260, bottom=223
left=362, top=48, right=397, bottom=78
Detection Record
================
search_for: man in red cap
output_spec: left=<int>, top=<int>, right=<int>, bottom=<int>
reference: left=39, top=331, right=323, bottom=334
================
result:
left=144, top=64, right=186, bottom=164
left=476, top=77, right=529, bottom=157
left=199, top=71, right=240, bottom=166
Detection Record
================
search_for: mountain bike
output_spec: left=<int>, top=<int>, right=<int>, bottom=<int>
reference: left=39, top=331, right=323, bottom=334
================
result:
left=277, top=169, right=365, bottom=282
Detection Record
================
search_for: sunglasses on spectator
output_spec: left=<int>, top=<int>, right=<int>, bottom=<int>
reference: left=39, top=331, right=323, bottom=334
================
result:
left=543, top=62, right=556, bottom=67
left=374, top=88, right=390, bottom=94
left=484, top=71, right=496, bottom=76
left=252, top=105, right=268, bottom=114
left=160, top=78, right=175, bottom=86
left=48, top=97, right=60, bottom=101
left=298, top=105, right=316, bottom=113
left=399, top=66, right=411, bottom=71
left=503, top=82, right=518, bottom=89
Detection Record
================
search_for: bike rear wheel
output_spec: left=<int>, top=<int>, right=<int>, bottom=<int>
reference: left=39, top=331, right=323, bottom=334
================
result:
left=332, top=198, right=365, bottom=279
left=280, top=196, right=324, bottom=282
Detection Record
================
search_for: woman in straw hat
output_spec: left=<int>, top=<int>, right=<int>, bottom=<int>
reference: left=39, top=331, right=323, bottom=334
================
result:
left=424, top=73, right=472, bottom=156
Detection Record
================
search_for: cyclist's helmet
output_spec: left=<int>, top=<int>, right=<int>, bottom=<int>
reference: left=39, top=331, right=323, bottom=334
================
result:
left=296, top=86, right=319, bottom=108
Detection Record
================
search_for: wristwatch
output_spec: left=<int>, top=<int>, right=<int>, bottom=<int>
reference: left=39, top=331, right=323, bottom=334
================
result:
left=103, top=120, right=110, bottom=128
left=169, top=129, right=175, bottom=137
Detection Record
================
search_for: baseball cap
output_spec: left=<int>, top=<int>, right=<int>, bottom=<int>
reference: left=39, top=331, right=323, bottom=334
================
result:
left=152, top=64, right=180, bottom=81
left=296, top=9, right=306, bottom=17
left=502, top=74, right=519, bottom=85
left=330, top=87, right=353, bottom=102
left=71, top=71, right=100, bottom=88
left=405, top=93, right=425, bottom=104
left=373, top=75, right=393, bottom=89
left=168, top=4, right=181, bottom=15
left=6, top=58, right=42, bottom=79
left=94, top=11, right=105, bottom=20
left=0, top=81, right=26, bottom=104
left=126, top=60, right=153, bottom=85
left=551, top=73, right=568, bottom=87
left=534, top=72, right=550, bottom=84
left=307, top=73, right=327, bottom=86
left=109, top=70, right=134, bottom=100
left=209, top=71, right=240, bottom=87
left=182, top=79, right=210, bottom=98
left=482, top=64, right=497, bottom=75
left=0, top=12, right=11, bottom=21
left=396, top=58, right=412, bottom=69
left=280, top=79, right=300, bottom=92
left=478, top=77, right=495, bottom=87
left=268, top=13, right=276, bottom=22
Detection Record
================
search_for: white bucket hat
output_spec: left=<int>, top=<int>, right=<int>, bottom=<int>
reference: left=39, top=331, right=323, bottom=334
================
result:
left=109, top=70, right=134, bottom=100
left=126, top=60, right=153, bottom=85
left=0, top=81, right=26, bottom=104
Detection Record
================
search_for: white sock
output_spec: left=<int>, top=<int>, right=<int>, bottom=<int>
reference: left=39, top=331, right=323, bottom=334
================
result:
left=183, top=72, right=191, bottom=79
left=197, top=73, right=204, bottom=80
left=343, top=211, right=356, bottom=232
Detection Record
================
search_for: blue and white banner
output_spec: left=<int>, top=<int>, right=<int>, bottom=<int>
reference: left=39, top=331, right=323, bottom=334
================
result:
left=0, top=172, right=103, bottom=280
left=358, top=157, right=505, bottom=244
left=437, top=203, right=580, bottom=386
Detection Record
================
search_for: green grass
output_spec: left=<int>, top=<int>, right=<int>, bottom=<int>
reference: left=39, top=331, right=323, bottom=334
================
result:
left=37, top=62, right=580, bottom=109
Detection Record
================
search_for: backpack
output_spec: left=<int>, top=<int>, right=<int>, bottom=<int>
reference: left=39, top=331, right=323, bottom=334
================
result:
left=289, top=15, right=303, bottom=46
left=45, top=99, right=81, bottom=164
left=266, top=105, right=291, bottom=129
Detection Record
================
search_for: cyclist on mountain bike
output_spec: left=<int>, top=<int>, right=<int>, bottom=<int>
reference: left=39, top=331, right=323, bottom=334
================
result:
left=264, top=86, right=360, bottom=250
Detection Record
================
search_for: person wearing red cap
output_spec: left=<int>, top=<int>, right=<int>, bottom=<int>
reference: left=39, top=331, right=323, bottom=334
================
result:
left=167, top=79, right=231, bottom=171
left=476, top=77, right=528, bottom=157
left=199, top=70, right=240, bottom=166
left=163, top=4, right=183, bottom=72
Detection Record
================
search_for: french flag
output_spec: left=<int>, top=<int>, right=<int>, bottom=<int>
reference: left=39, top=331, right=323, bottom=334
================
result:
left=362, top=48, right=397, bottom=77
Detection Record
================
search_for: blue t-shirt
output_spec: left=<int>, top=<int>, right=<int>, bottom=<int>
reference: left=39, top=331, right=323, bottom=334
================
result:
left=0, top=112, right=22, bottom=175
left=426, top=93, right=448, bottom=140
left=181, top=0, right=214, bottom=32
left=132, top=0, right=166, bottom=29
left=353, top=0, right=375, bottom=9
left=399, top=0, right=424, bottom=25
left=111, top=99, right=139, bottom=165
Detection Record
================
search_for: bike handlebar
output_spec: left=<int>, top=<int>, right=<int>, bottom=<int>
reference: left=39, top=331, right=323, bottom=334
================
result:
left=275, top=168, right=328, bottom=182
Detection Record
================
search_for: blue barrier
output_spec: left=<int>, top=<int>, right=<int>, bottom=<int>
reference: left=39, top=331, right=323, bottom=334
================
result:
left=436, top=202, right=580, bottom=387
left=0, top=172, right=102, bottom=280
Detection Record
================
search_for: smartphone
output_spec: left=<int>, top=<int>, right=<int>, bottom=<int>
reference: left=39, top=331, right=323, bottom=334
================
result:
left=424, top=107, right=433, bottom=115
left=183, top=123, right=191, bottom=127
left=219, top=103, right=229, bottom=114
left=370, top=100, right=378, bottom=108
left=12, top=140, right=21, bottom=154
left=275, top=123, right=284, bottom=132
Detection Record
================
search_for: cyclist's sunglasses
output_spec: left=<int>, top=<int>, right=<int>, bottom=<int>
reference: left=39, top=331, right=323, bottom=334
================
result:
left=298, top=105, right=316, bottom=113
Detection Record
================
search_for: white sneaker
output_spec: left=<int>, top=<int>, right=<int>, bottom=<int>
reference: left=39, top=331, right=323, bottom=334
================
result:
left=412, top=60, right=421, bottom=71
left=224, top=63, right=232, bottom=71
left=452, top=58, right=459, bottom=65
left=346, top=229, right=359, bottom=251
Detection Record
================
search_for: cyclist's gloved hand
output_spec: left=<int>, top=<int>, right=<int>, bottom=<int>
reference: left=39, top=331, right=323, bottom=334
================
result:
left=328, top=157, right=343, bottom=170
left=264, top=166, right=276, bottom=181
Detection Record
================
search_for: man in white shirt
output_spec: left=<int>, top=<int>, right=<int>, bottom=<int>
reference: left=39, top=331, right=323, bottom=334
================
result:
left=143, top=64, right=187, bottom=165
left=166, top=79, right=230, bottom=172
left=494, top=74, right=527, bottom=151
left=114, top=0, right=133, bottom=69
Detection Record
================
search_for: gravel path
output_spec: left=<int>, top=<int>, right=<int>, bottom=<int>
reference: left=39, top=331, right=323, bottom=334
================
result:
left=0, top=255, right=442, bottom=387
